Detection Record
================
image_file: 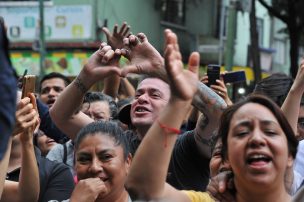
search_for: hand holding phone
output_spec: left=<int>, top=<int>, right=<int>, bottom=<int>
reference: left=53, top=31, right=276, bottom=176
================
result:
left=207, top=64, right=220, bottom=87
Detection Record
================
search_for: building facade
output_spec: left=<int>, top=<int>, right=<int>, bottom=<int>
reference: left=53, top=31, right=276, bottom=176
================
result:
left=0, top=0, right=299, bottom=78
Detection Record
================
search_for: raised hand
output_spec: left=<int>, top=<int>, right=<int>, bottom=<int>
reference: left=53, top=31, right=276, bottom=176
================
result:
left=200, top=74, right=232, bottom=106
left=164, top=29, right=199, bottom=101
left=13, top=93, right=39, bottom=141
left=207, top=171, right=236, bottom=202
left=210, top=79, right=233, bottom=106
left=121, top=33, right=166, bottom=80
left=80, top=43, right=122, bottom=88
left=102, top=22, right=130, bottom=50
left=292, top=58, right=304, bottom=93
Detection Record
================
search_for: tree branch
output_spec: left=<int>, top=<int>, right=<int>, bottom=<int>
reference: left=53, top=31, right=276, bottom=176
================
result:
left=257, top=0, right=288, bottom=23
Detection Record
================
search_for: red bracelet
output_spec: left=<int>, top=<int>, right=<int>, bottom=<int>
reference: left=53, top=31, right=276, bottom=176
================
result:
left=157, top=120, right=181, bottom=147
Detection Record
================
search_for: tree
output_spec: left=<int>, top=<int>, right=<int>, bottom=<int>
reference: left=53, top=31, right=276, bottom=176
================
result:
left=258, top=0, right=304, bottom=78
left=250, top=0, right=262, bottom=84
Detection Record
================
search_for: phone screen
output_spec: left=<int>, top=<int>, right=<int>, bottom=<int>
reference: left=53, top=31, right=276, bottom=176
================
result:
left=223, top=71, right=246, bottom=84
left=207, top=64, right=220, bottom=86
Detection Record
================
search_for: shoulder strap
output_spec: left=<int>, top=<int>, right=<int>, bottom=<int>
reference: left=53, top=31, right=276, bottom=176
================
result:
left=63, top=143, right=67, bottom=164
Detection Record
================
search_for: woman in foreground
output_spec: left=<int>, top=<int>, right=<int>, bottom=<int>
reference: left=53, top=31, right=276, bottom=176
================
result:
left=69, top=121, right=132, bottom=202
left=126, top=28, right=298, bottom=202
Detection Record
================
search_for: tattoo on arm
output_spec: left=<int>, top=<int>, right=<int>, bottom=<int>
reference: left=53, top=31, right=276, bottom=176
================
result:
left=199, top=114, right=209, bottom=130
left=195, top=113, right=213, bottom=142
left=74, top=77, right=88, bottom=94
left=192, top=82, right=227, bottom=113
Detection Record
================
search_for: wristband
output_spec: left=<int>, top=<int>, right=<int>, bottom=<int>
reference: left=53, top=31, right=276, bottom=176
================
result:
left=157, top=120, right=181, bottom=147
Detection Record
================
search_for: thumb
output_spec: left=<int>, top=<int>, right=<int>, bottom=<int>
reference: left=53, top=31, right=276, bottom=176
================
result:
left=29, top=93, right=37, bottom=111
left=188, top=52, right=200, bottom=76
left=121, top=64, right=141, bottom=77
left=91, top=66, right=122, bottom=80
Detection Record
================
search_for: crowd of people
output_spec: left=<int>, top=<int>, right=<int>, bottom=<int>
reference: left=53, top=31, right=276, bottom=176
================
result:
left=1, top=19, right=304, bottom=202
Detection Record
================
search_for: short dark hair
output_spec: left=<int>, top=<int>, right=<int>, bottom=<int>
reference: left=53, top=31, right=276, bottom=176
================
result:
left=220, top=94, right=298, bottom=160
left=253, top=73, right=294, bottom=107
left=83, top=92, right=118, bottom=119
left=39, top=72, right=71, bottom=92
left=74, top=121, right=130, bottom=159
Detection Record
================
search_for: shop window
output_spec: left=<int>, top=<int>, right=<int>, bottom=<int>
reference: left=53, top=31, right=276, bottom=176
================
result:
left=273, top=38, right=286, bottom=65
left=161, top=0, right=186, bottom=25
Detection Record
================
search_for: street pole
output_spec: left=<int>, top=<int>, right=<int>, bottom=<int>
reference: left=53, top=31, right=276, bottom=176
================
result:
left=224, top=0, right=238, bottom=71
left=218, top=0, right=226, bottom=66
left=39, top=0, right=46, bottom=79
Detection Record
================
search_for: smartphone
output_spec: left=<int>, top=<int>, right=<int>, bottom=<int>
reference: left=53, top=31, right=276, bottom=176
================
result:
left=222, top=70, right=246, bottom=84
left=207, top=64, right=220, bottom=86
left=21, top=75, right=36, bottom=98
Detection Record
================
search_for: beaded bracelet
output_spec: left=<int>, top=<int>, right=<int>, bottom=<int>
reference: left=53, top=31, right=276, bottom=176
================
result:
left=157, top=120, right=181, bottom=147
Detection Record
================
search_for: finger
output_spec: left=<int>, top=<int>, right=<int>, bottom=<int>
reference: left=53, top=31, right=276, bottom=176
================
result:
left=101, top=45, right=112, bottom=53
left=129, top=35, right=139, bottom=46
left=165, top=30, right=179, bottom=52
left=206, top=185, right=218, bottom=197
left=20, top=119, right=37, bottom=130
left=165, top=46, right=183, bottom=78
left=200, top=75, right=208, bottom=83
left=102, top=50, right=115, bottom=63
left=219, top=179, right=227, bottom=193
left=95, top=181, right=108, bottom=198
left=24, top=108, right=37, bottom=121
left=210, top=85, right=225, bottom=92
left=215, top=79, right=225, bottom=88
left=171, top=36, right=179, bottom=52
left=122, top=26, right=130, bottom=36
left=164, top=29, right=172, bottom=47
left=17, top=97, right=30, bottom=110
left=164, top=44, right=174, bottom=67
left=137, top=33, right=148, bottom=43
left=120, top=48, right=130, bottom=59
left=115, top=49, right=121, bottom=56
left=113, top=24, right=118, bottom=35
left=101, top=27, right=111, bottom=38
left=218, top=172, right=233, bottom=194
left=100, top=45, right=112, bottom=57
left=123, top=38, right=130, bottom=46
left=219, top=193, right=235, bottom=202
left=106, top=66, right=122, bottom=77
left=207, top=187, right=225, bottom=202
left=118, top=22, right=127, bottom=35
left=188, top=52, right=200, bottom=76
left=164, top=43, right=179, bottom=60
left=121, top=64, right=144, bottom=77
left=29, top=93, right=37, bottom=111
left=99, top=42, right=108, bottom=50
left=18, top=109, right=37, bottom=125
left=17, top=103, right=34, bottom=117
left=201, top=79, right=208, bottom=84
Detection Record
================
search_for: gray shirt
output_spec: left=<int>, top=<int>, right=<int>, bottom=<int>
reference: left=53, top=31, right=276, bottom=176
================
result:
left=47, top=140, right=75, bottom=175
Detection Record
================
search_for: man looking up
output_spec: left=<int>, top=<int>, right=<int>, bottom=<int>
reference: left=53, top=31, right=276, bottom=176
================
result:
left=38, top=72, right=71, bottom=143
left=39, top=72, right=71, bottom=108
